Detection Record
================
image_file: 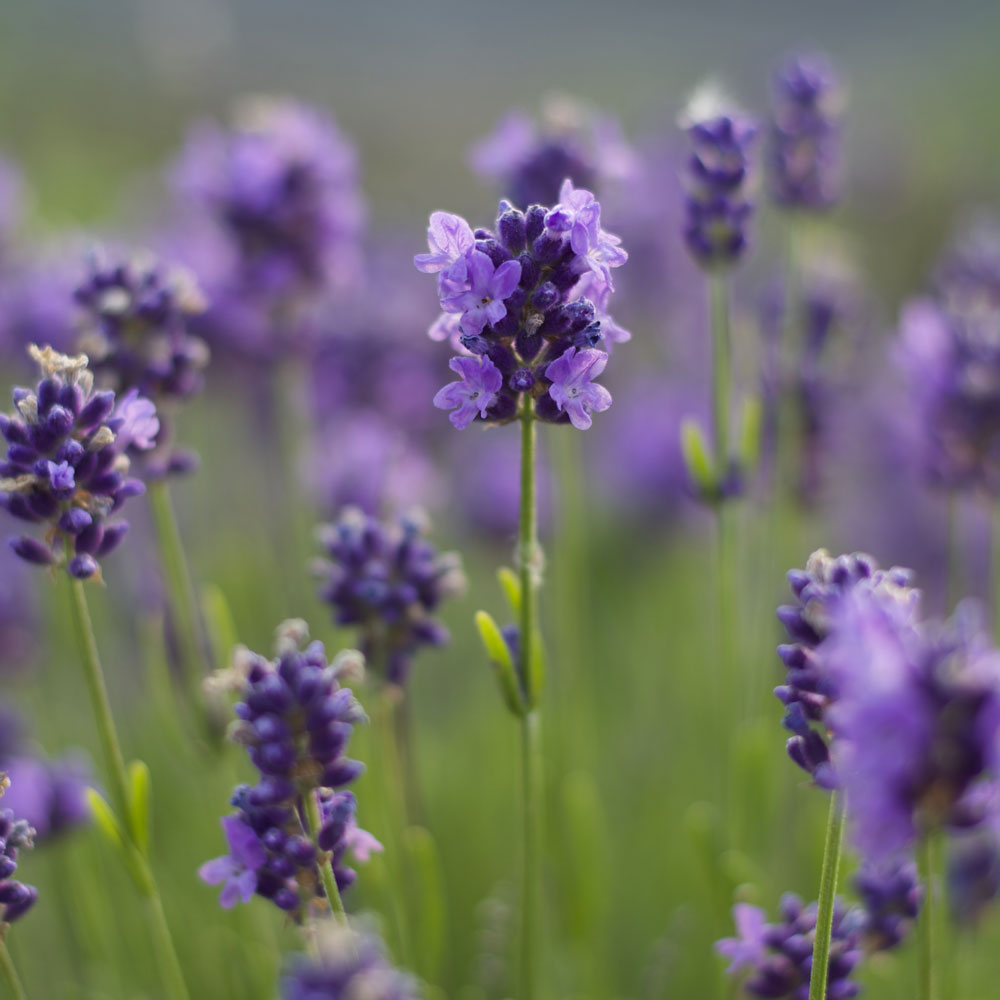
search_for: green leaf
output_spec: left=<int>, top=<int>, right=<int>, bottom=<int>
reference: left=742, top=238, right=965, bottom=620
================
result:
left=201, top=582, right=238, bottom=671
left=128, top=759, right=152, bottom=856
left=739, top=394, right=763, bottom=473
left=402, top=826, right=447, bottom=985
left=497, top=567, right=521, bottom=615
left=558, top=771, right=608, bottom=945
left=87, top=788, right=124, bottom=851
left=680, top=419, right=716, bottom=498
left=475, top=610, right=524, bottom=717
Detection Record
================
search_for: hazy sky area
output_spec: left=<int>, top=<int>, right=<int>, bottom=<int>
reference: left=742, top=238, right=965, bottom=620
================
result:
left=1, top=0, right=998, bottom=297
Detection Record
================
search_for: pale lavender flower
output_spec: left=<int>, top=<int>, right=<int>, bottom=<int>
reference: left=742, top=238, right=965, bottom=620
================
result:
left=199, top=814, right=267, bottom=908
left=433, top=355, right=504, bottom=429
left=413, top=212, right=475, bottom=274
left=112, top=390, right=161, bottom=453
left=440, top=251, right=522, bottom=335
left=545, top=347, right=611, bottom=430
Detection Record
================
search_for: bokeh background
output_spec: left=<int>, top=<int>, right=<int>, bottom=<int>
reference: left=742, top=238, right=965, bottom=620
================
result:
left=2, top=1, right=1000, bottom=997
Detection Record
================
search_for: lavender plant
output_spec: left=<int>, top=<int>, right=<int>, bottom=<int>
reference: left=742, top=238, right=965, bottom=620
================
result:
left=0, top=345, right=190, bottom=999
left=414, top=178, right=629, bottom=1000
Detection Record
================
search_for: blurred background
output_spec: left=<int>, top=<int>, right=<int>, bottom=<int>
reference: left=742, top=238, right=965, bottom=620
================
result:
left=2, top=1, right=1000, bottom=997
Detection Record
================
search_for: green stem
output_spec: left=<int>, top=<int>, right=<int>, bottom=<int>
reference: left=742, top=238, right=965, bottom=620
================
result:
left=917, top=835, right=938, bottom=1000
left=148, top=480, right=208, bottom=692
left=808, top=791, right=845, bottom=1000
left=302, top=789, right=348, bottom=922
left=710, top=271, right=731, bottom=488
left=66, top=578, right=191, bottom=1000
left=0, top=935, right=26, bottom=1000
left=517, top=397, right=544, bottom=1000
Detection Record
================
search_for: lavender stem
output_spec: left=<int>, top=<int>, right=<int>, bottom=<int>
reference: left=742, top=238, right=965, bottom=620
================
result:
left=518, top=396, right=544, bottom=1000
left=302, top=789, right=348, bottom=923
left=917, top=834, right=939, bottom=1000
left=67, top=578, right=191, bottom=1000
left=0, top=935, right=26, bottom=1000
left=808, top=791, right=845, bottom=1000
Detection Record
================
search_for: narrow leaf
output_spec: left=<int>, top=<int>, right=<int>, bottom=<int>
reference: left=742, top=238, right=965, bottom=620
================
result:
left=128, top=759, right=152, bottom=856
left=475, top=610, right=524, bottom=717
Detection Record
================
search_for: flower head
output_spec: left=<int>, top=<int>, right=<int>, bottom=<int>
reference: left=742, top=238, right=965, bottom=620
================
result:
left=201, top=621, right=377, bottom=919
left=416, top=190, right=628, bottom=431
left=775, top=549, right=919, bottom=787
left=680, top=83, right=759, bottom=268
left=768, top=52, right=844, bottom=210
left=0, top=345, right=150, bottom=579
left=0, top=787, right=38, bottom=923
left=716, top=894, right=862, bottom=999
left=281, top=922, right=418, bottom=999
left=316, top=507, right=465, bottom=686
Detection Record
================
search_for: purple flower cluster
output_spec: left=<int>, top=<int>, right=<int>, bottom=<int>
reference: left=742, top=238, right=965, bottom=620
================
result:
left=316, top=508, right=465, bottom=687
left=680, top=86, right=759, bottom=267
left=0, top=345, right=153, bottom=579
left=775, top=549, right=919, bottom=786
left=469, top=99, right=636, bottom=209
left=200, top=621, right=379, bottom=919
left=716, top=895, right=862, bottom=999
left=851, top=861, right=922, bottom=952
left=768, top=53, right=844, bottom=210
left=281, top=923, right=417, bottom=999
left=825, top=595, right=1000, bottom=864
left=74, top=254, right=209, bottom=404
left=0, top=790, right=37, bottom=923
left=415, top=180, right=627, bottom=431
left=171, top=98, right=364, bottom=357
left=897, top=217, right=1000, bottom=493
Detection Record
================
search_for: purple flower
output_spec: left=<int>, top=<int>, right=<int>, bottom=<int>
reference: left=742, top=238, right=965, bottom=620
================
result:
left=415, top=194, right=628, bottom=430
left=469, top=100, right=637, bottom=209
left=433, top=355, right=504, bottom=429
left=717, top=894, right=862, bottom=999
left=825, top=595, right=1000, bottom=863
left=775, top=549, right=919, bottom=787
left=0, top=345, right=147, bottom=579
left=0, top=753, right=92, bottom=842
left=769, top=53, right=844, bottom=210
left=680, top=84, right=759, bottom=268
left=715, top=903, right=767, bottom=973
left=852, top=860, right=922, bottom=951
left=413, top=212, right=475, bottom=273
left=0, top=798, right=37, bottom=923
left=198, top=815, right=267, bottom=908
left=112, top=390, right=160, bottom=453
left=440, top=250, right=522, bottom=336
left=545, top=347, right=612, bottom=430
left=281, top=923, right=417, bottom=1000
left=316, top=507, right=464, bottom=686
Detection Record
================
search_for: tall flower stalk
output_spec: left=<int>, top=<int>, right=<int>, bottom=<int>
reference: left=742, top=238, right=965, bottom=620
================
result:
left=415, top=179, right=628, bottom=1000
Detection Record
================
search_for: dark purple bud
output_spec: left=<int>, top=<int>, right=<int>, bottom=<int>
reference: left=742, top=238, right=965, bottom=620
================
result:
left=59, top=508, right=93, bottom=535
left=498, top=207, right=527, bottom=254
left=95, top=522, right=129, bottom=557
left=68, top=554, right=99, bottom=579
left=77, top=391, right=115, bottom=430
left=531, top=282, right=560, bottom=312
left=10, top=537, right=54, bottom=566
left=510, top=369, right=536, bottom=393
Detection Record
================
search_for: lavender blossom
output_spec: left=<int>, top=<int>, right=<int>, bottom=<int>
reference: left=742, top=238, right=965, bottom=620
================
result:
left=775, top=550, right=919, bottom=786
left=768, top=53, right=844, bottom=210
left=170, top=98, right=364, bottom=358
left=469, top=97, right=636, bottom=209
left=716, top=894, right=862, bottom=999
left=281, top=922, right=418, bottom=999
left=316, top=508, right=465, bottom=686
left=680, top=85, right=759, bottom=268
left=947, top=827, right=1000, bottom=925
left=897, top=217, right=1000, bottom=494
left=0, top=754, right=91, bottom=843
left=0, top=345, right=152, bottom=579
left=0, top=786, right=37, bottom=923
left=825, top=596, right=1000, bottom=864
left=415, top=181, right=627, bottom=431
left=200, top=621, right=379, bottom=919
left=851, top=861, right=922, bottom=952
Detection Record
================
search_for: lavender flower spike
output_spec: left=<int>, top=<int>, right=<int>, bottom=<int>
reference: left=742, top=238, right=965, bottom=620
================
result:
left=769, top=53, right=844, bottom=211
left=545, top=347, right=611, bottom=430
left=680, top=83, right=759, bottom=268
left=433, top=355, right=504, bottom=430
left=0, top=345, right=153, bottom=579
left=281, top=922, right=418, bottom=999
left=0, top=781, right=38, bottom=923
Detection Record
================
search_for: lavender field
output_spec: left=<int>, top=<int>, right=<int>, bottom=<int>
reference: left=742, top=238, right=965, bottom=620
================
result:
left=1, top=2, right=1000, bottom=998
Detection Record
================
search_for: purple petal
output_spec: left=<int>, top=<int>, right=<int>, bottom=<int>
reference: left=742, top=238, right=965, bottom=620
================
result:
left=222, top=815, right=267, bottom=870
left=198, top=855, right=236, bottom=887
